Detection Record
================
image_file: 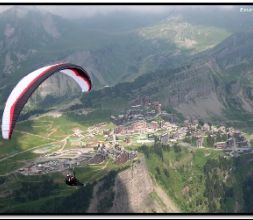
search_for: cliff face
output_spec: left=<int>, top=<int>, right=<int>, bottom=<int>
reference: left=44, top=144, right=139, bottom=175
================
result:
left=109, top=157, right=155, bottom=213
left=87, top=157, right=179, bottom=213
left=143, top=62, right=224, bottom=119
left=109, top=157, right=179, bottom=213
left=138, top=29, right=253, bottom=119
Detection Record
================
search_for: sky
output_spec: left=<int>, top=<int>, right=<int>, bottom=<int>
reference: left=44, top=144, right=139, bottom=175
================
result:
left=0, top=5, right=237, bottom=18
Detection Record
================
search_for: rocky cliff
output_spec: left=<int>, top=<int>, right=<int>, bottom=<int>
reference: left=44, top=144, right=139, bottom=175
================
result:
left=87, top=156, right=179, bottom=213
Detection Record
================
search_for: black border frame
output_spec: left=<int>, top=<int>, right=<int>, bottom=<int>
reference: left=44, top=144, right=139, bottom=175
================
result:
left=0, top=2, right=253, bottom=4
left=0, top=1, right=253, bottom=217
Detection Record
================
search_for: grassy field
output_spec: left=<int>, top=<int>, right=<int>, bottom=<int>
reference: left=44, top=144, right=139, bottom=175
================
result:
left=0, top=155, right=132, bottom=213
left=140, top=139, right=253, bottom=213
left=0, top=108, right=113, bottom=176
left=139, top=18, right=231, bottom=52
left=0, top=107, right=131, bottom=213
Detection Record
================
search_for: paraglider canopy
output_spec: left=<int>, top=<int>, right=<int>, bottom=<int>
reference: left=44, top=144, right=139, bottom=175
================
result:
left=1, top=63, right=92, bottom=140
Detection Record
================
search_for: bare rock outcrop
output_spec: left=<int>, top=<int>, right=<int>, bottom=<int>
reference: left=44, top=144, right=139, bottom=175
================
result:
left=109, top=156, right=179, bottom=213
left=87, top=156, right=179, bottom=213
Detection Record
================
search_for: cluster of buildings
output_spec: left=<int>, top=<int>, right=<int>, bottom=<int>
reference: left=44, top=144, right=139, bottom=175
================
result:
left=214, top=130, right=252, bottom=156
left=94, top=143, right=137, bottom=165
left=114, top=120, right=161, bottom=135
left=18, top=159, right=75, bottom=176
left=111, top=96, right=163, bottom=126
left=17, top=151, right=95, bottom=176
left=182, top=119, right=252, bottom=156
left=111, top=108, right=252, bottom=158
left=113, top=116, right=187, bottom=146
left=17, top=97, right=253, bottom=176
left=17, top=142, right=137, bottom=176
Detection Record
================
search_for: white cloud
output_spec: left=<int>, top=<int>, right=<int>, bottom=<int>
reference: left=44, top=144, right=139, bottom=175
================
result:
left=36, top=5, right=239, bottom=18
left=0, top=6, right=12, bottom=13
left=0, top=5, right=238, bottom=19
left=37, top=5, right=172, bottom=18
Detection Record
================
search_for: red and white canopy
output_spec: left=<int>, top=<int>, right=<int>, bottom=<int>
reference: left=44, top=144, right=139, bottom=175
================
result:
left=2, top=63, right=92, bottom=140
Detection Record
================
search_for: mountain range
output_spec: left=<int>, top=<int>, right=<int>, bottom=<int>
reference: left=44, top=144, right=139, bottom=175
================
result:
left=1, top=5, right=253, bottom=214
left=0, top=6, right=253, bottom=125
left=82, top=26, right=253, bottom=126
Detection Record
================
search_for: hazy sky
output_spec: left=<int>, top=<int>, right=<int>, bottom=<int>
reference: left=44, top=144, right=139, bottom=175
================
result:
left=0, top=5, right=237, bottom=18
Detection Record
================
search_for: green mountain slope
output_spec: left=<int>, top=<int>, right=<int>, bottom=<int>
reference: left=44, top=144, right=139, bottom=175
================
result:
left=1, top=6, right=253, bottom=214
left=82, top=28, right=253, bottom=128
left=140, top=143, right=253, bottom=213
left=1, top=6, right=253, bottom=126
left=0, top=6, right=239, bottom=109
left=0, top=7, right=185, bottom=108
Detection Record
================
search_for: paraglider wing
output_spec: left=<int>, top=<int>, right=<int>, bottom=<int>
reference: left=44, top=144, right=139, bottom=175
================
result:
left=1, top=63, right=92, bottom=140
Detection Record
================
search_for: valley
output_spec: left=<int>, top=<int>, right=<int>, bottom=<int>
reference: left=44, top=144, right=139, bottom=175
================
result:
left=1, top=5, right=253, bottom=214
left=1, top=95, right=253, bottom=213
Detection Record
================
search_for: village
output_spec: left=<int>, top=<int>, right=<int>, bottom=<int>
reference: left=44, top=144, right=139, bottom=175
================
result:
left=18, top=96, right=253, bottom=175
left=109, top=96, right=252, bottom=157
